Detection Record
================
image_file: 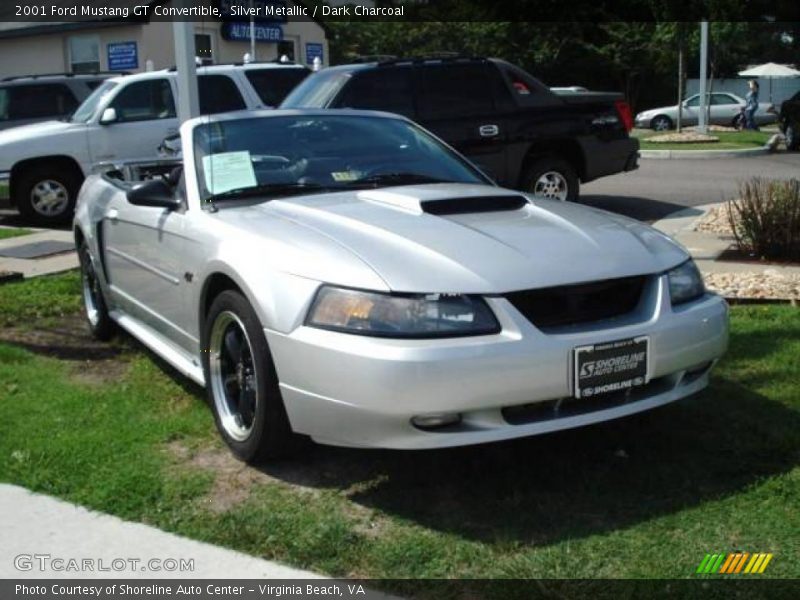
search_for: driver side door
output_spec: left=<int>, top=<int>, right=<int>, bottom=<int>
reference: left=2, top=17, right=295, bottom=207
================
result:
left=102, top=184, right=195, bottom=353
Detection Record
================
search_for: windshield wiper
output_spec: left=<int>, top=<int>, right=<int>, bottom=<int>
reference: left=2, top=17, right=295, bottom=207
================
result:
left=207, top=182, right=334, bottom=202
left=349, top=172, right=449, bottom=187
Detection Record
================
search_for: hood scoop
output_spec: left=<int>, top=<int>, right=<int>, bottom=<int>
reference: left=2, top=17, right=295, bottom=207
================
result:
left=358, top=188, right=529, bottom=215
left=422, top=195, right=529, bottom=215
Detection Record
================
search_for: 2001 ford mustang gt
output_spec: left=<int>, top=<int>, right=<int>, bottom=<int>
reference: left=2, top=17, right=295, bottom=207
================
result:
left=74, top=109, right=728, bottom=462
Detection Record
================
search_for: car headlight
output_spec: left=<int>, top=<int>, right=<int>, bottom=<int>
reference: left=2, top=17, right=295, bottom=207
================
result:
left=306, top=286, right=500, bottom=338
left=668, top=260, right=705, bottom=305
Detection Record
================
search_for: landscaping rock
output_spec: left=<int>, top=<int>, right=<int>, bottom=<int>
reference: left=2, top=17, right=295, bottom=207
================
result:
left=704, top=270, right=800, bottom=301
left=647, top=132, right=719, bottom=143
left=693, top=204, right=734, bottom=236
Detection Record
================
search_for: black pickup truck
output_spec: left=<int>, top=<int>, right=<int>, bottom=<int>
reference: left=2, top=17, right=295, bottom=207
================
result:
left=779, top=90, right=799, bottom=150
left=280, top=57, right=639, bottom=201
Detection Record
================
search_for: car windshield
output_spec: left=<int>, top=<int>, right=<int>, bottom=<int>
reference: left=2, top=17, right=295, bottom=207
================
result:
left=69, top=80, right=118, bottom=123
left=193, top=114, right=488, bottom=203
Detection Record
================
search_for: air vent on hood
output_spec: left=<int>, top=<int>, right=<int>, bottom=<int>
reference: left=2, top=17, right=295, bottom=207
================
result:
left=421, top=195, right=529, bottom=216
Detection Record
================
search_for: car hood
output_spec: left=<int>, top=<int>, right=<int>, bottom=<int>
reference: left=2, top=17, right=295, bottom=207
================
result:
left=0, top=119, right=78, bottom=145
left=218, top=183, right=688, bottom=293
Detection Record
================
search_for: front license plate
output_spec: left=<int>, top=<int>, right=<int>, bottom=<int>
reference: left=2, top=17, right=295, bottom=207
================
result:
left=574, top=336, right=649, bottom=399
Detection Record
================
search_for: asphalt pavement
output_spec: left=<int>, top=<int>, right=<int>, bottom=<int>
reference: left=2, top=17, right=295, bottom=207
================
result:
left=581, top=151, right=800, bottom=222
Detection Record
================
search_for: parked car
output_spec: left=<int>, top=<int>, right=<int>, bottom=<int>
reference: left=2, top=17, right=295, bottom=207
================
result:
left=778, top=90, right=800, bottom=150
left=635, top=92, right=777, bottom=131
left=280, top=57, right=639, bottom=202
left=75, top=109, right=728, bottom=462
left=0, top=62, right=309, bottom=225
left=0, top=72, right=119, bottom=132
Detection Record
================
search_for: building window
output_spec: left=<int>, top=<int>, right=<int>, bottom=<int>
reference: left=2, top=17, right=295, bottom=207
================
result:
left=195, top=34, right=213, bottom=65
left=69, top=35, right=100, bottom=73
left=278, top=40, right=295, bottom=62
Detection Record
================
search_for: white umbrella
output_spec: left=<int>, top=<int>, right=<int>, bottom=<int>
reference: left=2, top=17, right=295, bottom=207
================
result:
left=738, top=62, right=800, bottom=103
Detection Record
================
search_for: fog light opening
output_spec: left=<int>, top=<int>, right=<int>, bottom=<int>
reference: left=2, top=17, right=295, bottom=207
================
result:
left=411, top=413, right=462, bottom=430
left=682, top=361, right=714, bottom=384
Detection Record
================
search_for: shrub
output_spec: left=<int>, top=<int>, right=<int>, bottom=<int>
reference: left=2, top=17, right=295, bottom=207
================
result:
left=727, top=178, right=800, bottom=261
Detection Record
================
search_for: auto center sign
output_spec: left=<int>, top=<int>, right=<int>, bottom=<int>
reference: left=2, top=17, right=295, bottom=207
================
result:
left=221, top=22, right=283, bottom=43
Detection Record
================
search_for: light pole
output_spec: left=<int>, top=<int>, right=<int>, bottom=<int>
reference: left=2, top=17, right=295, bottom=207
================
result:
left=250, top=0, right=256, bottom=62
left=173, top=19, right=199, bottom=123
left=698, top=21, right=709, bottom=134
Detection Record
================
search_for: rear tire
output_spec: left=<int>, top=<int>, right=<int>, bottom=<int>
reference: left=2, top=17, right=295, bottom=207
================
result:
left=78, top=240, right=115, bottom=341
left=14, top=164, right=82, bottom=226
left=786, top=124, right=799, bottom=151
left=650, top=115, right=673, bottom=131
left=521, top=157, right=579, bottom=202
left=202, top=290, right=298, bottom=463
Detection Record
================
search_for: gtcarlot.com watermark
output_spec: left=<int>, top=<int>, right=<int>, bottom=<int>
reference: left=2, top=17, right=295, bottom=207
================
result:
left=14, top=554, right=195, bottom=573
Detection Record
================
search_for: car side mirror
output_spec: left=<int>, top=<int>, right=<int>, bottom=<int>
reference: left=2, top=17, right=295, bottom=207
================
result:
left=127, top=179, right=182, bottom=210
left=99, top=107, right=118, bottom=125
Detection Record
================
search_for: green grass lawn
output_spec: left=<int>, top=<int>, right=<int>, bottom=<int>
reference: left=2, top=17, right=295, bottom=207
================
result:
left=634, top=129, right=772, bottom=151
left=1, top=272, right=798, bottom=584
left=0, top=227, right=33, bottom=241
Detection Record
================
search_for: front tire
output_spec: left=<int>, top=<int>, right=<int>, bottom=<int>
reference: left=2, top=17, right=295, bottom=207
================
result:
left=650, top=115, right=673, bottom=131
left=78, top=240, right=115, bottom=341
left=15, top=165, right=82, bottom=226
left=203, top=290, right=297, bottom=462
left=521, top=157, right=579, bottom=202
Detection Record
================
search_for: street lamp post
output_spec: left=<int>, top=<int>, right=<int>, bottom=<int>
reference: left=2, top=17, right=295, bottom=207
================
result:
left=173, top=20, right=199, bottom=123
left=698, top=21, right=709, bottom=134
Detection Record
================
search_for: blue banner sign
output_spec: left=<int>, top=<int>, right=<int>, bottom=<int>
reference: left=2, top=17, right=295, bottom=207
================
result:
left=305, top=42, right=323, bottom=66
left=107, top=41, right=138, bottom=71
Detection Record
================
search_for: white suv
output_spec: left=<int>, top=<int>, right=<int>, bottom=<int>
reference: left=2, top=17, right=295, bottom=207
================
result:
left=0, top=62, right=309, bottom=225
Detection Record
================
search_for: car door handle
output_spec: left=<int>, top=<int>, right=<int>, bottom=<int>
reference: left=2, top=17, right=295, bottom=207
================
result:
left=479, top=124, right=500, bottom=137
left=106, top=208, right=119, bottom=221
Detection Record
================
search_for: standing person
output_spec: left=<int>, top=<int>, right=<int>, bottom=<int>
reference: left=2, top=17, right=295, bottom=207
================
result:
left=744, top=79, right=760, bottom=130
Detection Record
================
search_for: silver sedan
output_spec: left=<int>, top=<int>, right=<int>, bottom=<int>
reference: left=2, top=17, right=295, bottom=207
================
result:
left=635, top=92, right=777, bottom=130
left=74, top=110, right=728, bottom=462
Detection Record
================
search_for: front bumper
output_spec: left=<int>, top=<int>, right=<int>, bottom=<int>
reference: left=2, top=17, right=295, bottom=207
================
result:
left=0, top=170, right=9, bottom=201
left=635, top=116, right=652, bottom=129
left=267, top=276, right=729, bottom=449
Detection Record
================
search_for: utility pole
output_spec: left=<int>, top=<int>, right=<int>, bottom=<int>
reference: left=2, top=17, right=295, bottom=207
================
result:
left=698, top=21, right=709, bottom=134
left=676, top=25, right=685, bottom=133
left=173, top=20, right=199, bottom=123
left=250, top=0, right=257, bottom=62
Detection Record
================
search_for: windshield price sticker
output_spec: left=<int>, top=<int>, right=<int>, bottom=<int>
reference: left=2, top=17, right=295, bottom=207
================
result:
left=574, top=336, right=649, bottom=399
left=202, top=151, right=257, bottom=195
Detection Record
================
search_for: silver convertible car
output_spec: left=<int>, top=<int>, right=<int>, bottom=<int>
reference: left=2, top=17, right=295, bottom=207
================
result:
left=74, top=110, right=728, bottom=462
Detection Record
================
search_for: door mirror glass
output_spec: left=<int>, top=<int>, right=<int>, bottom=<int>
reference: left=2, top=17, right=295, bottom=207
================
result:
left=99, top=107, right=117, bottom=125
left=126, top=179, right=181, bottom=210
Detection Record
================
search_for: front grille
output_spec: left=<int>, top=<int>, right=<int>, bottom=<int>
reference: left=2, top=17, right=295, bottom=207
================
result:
left=505, top=275, right=646, bottom=329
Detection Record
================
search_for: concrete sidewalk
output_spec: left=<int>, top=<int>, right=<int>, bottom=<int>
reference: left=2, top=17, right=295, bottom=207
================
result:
left=652, top=203, right=800, bottom=277
left=0, top=226, right=77, bottom=278
left=0, top=484, right=325, bottom=579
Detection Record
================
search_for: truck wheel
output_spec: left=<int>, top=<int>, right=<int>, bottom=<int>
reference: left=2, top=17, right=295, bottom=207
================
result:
left=203, top=290, right=299, bottom=463
left=650, top=115, right=672, bottom=131
left=786, top=124, right=799, bottom=151
left=78, top=239, right=116, bottom=341
left=14, top=165, right=82, bottom=226
left=521, top=158, right=579, bottom=202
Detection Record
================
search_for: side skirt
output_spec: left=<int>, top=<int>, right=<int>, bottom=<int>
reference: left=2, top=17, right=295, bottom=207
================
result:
left=110, top=309, right=206, bottom=386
